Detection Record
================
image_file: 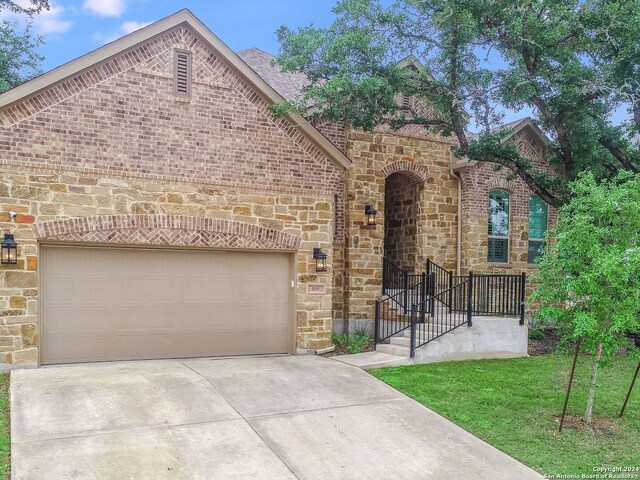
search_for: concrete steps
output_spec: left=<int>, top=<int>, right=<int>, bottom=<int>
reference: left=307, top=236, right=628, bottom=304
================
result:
left=376, top=316, right=528, bottom=364
left=330, top=351, right=411, bottom=370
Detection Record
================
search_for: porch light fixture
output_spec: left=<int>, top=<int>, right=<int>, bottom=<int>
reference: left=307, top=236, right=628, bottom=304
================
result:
left=365, top=205, right=378, bottom=226
left=313, top=248, right=327, bottom=272
left=1, top=234, right=17, bottom=265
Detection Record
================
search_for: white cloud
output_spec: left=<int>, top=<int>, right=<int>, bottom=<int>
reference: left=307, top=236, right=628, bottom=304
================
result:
left=120, top=20, right=151, bottom=35
left=0, top=1, right=72, bottom=35
left=94, top=20, right=152, bottom=44
left=83, top=0, right=125, bottom=17
left=33, top=4, right=72, bottom=34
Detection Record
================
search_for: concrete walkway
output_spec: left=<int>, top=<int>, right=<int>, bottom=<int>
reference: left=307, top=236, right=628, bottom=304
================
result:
left=11, top=355, right=542, bottom=479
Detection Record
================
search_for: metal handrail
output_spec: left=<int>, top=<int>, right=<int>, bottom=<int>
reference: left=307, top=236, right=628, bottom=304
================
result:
left=375, top=272, right=429, bottom=344
left=410, top=278, right=470, bottom=357
left=377, top=259, right=527, bottom=354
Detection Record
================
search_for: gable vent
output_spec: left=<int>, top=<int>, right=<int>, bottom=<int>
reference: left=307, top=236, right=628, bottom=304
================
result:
left=174, top=50, right=191, bottom=96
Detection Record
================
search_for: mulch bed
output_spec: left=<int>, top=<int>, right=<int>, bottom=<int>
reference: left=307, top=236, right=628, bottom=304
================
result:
left=552, top=415, right=622, bottom=436
left=323, top=342, right=375, bottom=357
left=528, top=328, right=562, bottom=356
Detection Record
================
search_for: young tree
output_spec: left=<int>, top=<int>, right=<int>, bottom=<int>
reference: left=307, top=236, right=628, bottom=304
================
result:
left=530, top=172, right=640, bottom=425
left=273, top=0, right=640, bottom=207
left=0, top=0, right=48, bottom=93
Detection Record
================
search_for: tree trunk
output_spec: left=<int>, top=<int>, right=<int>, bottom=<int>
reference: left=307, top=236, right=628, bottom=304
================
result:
left=584, top=342, right=603, bottom=425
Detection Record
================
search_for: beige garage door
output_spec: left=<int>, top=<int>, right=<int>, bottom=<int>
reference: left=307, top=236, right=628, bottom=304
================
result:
left=40, top=246, right=293, bottom=365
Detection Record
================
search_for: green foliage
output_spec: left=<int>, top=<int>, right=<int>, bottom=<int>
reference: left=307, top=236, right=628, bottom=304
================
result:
left=0, top=20, right=44, bottom=93
left=0, top=1, right=48, bottom=93
left=0, top=0, right=48, bottom=15
left=528, top=326, right=546, bottom=341
left=331, top=330, right=373, bottom=354
left=275, top=0, right=640, bottom=206
left=372, top=356, right=640, bottom=475
left=531, top=172, right=640, bottom=363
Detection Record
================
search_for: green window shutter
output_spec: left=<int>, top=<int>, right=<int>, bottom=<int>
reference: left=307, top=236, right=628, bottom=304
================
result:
left=528, top=195, right=548, bottom=263
left=488, top=190, right=509, bottom=263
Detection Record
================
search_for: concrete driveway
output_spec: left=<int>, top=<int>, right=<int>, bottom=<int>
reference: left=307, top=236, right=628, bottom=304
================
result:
left=10, top=355, right=541, bottom=479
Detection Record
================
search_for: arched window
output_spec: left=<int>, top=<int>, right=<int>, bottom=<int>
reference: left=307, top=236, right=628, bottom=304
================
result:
left=488, top=190, right=510, bottom=263
left=528, top=195, right=548, bottom=263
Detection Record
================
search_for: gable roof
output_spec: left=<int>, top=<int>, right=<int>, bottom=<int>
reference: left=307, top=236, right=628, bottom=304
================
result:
left=451, top=117, right=550, bottom=170
left=0, top=9, right=350, bottom=170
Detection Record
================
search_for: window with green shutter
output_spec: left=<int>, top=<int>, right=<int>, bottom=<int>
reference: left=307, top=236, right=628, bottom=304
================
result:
left=488, top=190, right=509, bottom=263
left=528, top=195, right=548, bottom=263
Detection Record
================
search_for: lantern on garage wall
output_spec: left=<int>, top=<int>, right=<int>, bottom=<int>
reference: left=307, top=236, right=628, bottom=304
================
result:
left=1, top=234, right=17, bottom=265
left=365, top=205, right=378, bottom=226
left=313, top=248, right=327, bottom=272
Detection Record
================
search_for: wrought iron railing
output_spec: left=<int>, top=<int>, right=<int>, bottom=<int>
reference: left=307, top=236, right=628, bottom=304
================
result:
left=382, top=257, right=425, bottom=311
left=376, top=258, right=526, bottom=355
left=469, top=273, right=526, bottom=321
left=410, top=278, right=470, bottom=356
left=375, top=273, right=430, bottom=344
left=382, top=257, right=407, bottom=295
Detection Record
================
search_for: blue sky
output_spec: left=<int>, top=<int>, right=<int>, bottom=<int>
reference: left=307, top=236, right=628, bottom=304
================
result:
left=20, top=1, right=338, bottom=71
left=9, top=0, right=631, bottom=128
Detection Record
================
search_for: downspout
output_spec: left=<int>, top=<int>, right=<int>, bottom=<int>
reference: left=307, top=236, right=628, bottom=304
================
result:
left=450, top=169, right=462, bottom=276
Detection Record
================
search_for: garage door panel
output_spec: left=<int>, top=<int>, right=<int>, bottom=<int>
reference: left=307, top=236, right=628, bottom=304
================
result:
left=43, top=330, right=289, bottom=363
left=41, top=246, right=293, bottom=364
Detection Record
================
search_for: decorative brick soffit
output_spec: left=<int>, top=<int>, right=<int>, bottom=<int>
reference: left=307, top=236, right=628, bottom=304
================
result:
left=381, top=160, right=428, bottom=184
left=32, top=215, right=301, bottom=250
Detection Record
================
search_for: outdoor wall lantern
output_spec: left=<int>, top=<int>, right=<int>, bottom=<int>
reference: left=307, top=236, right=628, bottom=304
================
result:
left=365, top=205, right=378, bottom=226
left=1, top=234, right=17, bottom=265
left=313, top=248, right=327, bottom=272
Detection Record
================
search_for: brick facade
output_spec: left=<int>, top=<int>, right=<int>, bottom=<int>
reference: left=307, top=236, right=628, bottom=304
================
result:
left=33, top=215, right=301, bottom=250
left=0, top=13, right=556, bottom=365
left=0, top=23, right=346, bottom=366
left=459, top=126, right=558, bottom=275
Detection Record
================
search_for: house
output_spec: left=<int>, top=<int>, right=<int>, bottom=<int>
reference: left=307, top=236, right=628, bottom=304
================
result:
left=0, top=10, right=555, bottom=368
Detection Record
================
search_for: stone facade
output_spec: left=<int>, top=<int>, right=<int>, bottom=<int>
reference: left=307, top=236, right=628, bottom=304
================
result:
left=336, top=123, right=556, bottom=328
left=384, top=172, right=420, bottom=271
left=342, top=130, right=459, bottom=323
left=0, top=12, right=558, bottom=366
left=0, top=22, right=346, bottom=366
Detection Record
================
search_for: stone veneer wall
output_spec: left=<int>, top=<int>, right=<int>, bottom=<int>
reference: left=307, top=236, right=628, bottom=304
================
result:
left=384, top=172, right=420, bottom=271
left=0, top=24, right=345, bottom=366
left=0, top=169, right=338, bottom=365
left=344, top=129, right=459, bottom=323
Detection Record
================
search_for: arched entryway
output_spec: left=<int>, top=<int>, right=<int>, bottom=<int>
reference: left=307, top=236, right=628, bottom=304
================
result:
left=384, top=171, right=422, bottom=272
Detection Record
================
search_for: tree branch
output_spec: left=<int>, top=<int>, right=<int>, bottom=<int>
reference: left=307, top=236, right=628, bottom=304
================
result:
left=599, top=138, right=639, bottom=173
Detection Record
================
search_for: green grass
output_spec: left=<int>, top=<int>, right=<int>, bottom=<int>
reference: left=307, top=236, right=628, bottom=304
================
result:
left=371, top=355, right=640, bottom=476
left=0, top=374, right=8, bottom=478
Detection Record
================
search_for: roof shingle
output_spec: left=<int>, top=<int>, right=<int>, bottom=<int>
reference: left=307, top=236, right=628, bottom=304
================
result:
left=236, top=48, right=307, bottom=101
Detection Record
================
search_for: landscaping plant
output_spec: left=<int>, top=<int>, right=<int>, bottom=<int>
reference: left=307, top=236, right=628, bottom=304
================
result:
left=331, top=330, right=373, bottom=354
left=531, top=172, right=640, bottom=425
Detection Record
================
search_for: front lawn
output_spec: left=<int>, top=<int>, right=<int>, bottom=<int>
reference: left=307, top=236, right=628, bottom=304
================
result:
left=371, top=356, right=640, bottom=476
left=0, top=374, right=8, bottom=478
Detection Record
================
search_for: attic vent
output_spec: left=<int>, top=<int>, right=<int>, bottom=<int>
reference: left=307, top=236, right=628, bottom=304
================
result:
left=402, top=94, right=411, bottom=109
left=174, top=50, right=191, bottom=96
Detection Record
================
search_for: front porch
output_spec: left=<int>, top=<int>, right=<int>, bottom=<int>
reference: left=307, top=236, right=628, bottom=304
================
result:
left=375, top=256, right=527, bottom=362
